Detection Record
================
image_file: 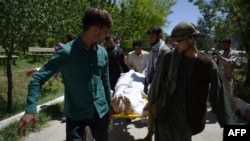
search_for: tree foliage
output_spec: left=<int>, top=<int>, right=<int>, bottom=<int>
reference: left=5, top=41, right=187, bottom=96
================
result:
left=0, top=0, right=90, bottom=111
left=190, top=0, right=250, bottom=86
left=0, top=0, right=175, bottom=112
left=104, top=0, right=175, bottom=51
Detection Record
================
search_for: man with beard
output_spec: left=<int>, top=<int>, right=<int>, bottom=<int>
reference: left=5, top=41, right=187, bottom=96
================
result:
left=145, top=21, right=235, bottom=141
left=143, top=26, right=170, bottom=141
left=105, top=35, right=129, bottom=91
left=213, top=38, right=238, bottom=113
left=144, top=27, right=170, bottom=93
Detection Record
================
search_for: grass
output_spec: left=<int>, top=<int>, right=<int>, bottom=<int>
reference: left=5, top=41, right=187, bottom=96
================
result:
left=0, top=54, right=64, bottom=141
left=0, top=102, right=64, bottom=141
left=0, top=55, right=64, bottom=120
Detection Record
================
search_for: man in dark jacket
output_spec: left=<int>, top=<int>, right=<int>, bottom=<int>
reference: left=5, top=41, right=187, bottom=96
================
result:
left=144, top=21, right=235, bottom=141
left=105, top=35, right=129, bottom=91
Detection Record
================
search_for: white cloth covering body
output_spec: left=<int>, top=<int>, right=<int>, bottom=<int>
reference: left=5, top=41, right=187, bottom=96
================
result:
left=113, top=70, right=146, bottom=115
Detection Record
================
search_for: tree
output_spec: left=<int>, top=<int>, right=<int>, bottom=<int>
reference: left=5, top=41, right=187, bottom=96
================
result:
left=0, top=0, right=41, bottom=112
left=0, top=0, right=87, bottom=112
left=105, top=0, right=175, bottom=52
left=0, top=0, right=175, bottom=112
left=190, top=0, right=250, bottom=86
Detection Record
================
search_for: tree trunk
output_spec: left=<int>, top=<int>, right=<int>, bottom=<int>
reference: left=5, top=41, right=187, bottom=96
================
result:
left=7, top=53, right=13, bottom=112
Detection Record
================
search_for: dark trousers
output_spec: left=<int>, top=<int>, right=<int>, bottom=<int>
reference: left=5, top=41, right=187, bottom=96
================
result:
left=155, top=119, right=192, bottom=141
left=66, top=110, right=109, bottom=141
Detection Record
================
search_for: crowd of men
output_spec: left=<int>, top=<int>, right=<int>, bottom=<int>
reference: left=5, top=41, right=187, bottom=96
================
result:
left=18, top=7, right=239, bottom=141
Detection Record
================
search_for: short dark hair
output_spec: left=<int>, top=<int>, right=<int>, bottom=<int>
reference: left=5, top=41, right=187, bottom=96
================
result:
left=221, top=38, right=231, bottom=44
left=147, top=26, right=162, bottom=35
left=104, top=35, right=115, bottom=41
left=132, top=40, right=142, bottom=47
left=82, top=7, right=113, bottom=31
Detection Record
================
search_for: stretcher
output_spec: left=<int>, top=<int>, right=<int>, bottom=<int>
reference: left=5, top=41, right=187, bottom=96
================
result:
left=109, top=96, right=149, bottom=131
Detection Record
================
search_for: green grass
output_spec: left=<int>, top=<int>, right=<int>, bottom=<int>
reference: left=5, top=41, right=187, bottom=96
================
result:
left=0, top=103, right=64, bottom=141
left=0, top=55, right=64, bottom=141
left=0, top=55, right=64, bottom=120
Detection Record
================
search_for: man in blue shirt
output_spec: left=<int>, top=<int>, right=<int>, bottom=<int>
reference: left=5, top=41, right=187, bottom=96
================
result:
left=18, top=7, right=113, bottom=141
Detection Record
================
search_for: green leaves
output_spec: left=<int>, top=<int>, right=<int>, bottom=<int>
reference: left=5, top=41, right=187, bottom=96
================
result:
left=109, top=0, right=175, bottom=51
left=1, top=0, right=175, bottom=51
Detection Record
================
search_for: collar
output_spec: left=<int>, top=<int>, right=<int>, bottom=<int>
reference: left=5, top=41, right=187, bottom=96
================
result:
left=76, top=37, right=97, bottom=52
left=151, top=39, right=163, bottom=48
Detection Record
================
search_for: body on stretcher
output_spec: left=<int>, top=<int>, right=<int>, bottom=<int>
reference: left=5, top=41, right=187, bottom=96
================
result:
left=111, top=96, right=149, bottom=118
left=110, top=70, right=149, bottom=119
left=109, top=96, right=149, bottom=131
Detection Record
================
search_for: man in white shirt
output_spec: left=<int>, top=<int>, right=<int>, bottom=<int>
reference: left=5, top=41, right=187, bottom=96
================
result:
left=127, top=40, right=149, bottom=73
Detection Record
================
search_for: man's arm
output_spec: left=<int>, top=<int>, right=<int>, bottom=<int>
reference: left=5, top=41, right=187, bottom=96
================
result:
left=18, top=46, right=68, bottom=135
left=102, top=55, right=112, bottom=110
left=218, top=50, right=238, bottom=65
left=208, top=61, right=235, bottom=126
left=147, top=51, right=169, bottom=104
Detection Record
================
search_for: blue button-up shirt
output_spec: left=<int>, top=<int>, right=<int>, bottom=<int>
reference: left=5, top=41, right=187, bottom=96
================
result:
left=26, top=37, right=112, bottom=120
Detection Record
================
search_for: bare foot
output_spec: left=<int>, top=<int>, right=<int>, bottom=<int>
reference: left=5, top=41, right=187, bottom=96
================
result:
left=123, top=96, right=132, bottom=115
left=112, top=96, right=121, bottom=113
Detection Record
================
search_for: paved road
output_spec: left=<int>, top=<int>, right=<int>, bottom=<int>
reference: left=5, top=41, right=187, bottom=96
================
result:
left=24, top=109, right=223, bottom=141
